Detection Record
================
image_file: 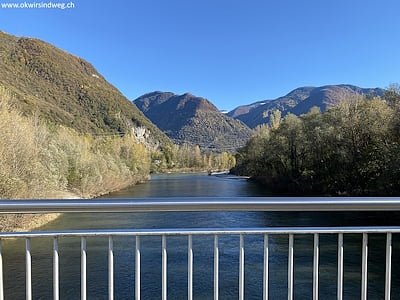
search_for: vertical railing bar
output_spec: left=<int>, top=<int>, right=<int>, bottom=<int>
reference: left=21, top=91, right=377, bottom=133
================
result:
left=337, top=233, right=343, bottom=300
left=81, top=237, right=87, bottom=300
left=239, top=234, right=245, bottom=300
left=361, top=233, right=368, bottom=300
left=313, top=233, right=319, bottom=300
left=0, top=240, right=4, bottom=300
left=26, top=238, right=32, bottom=300
left=108, top=236, right=114, bottom=300
left=188, top=235, right=193, bottom=300
left=263, top=234, right=269, bottom=300
left=162, top=235, right=167, bottom=300
left=214, top=235, right=219, bottom=300
left=135, top=236, right=141, bottom=300
left=53, top=237, right=59, bottom=300
left=385, top=233, right=392, bottom=300
left=288, top=234, right=294, bottom=300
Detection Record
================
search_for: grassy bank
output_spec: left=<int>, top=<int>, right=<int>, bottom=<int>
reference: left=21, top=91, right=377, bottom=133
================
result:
left=0, top=214, right=61, bottom=232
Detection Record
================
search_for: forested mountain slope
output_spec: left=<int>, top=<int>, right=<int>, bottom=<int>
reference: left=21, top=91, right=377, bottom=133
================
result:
left=0, top=31, right=169, bottom=145
left=134, top=91, right=252, bottom=151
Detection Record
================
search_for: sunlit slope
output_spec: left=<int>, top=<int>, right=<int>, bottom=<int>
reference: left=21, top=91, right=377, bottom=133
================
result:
left=0, top=31, right=170, bottom=145
left=229, top=85, right=385, bottom=128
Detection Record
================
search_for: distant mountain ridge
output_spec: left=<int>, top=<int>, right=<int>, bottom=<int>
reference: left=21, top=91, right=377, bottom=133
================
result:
left=134, top=92, right=252, bottom=151
left=228, top=85, right=385, bottom=128
left=0, top=31, right=170, bottom=145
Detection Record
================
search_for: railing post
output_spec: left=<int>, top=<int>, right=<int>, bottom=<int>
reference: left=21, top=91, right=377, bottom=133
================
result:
left=385, top=233, right=392, bottom=300
left=288, top=234, right=294, bottom=300
left=53, top=237, right=59, bottom=300
left=239, top=234, right=244, bottom=300
left=135, top=236, right=141, bottom=300
left=313, top=233, right=319, bottom=300
left=81, top=237, right=87, bottom=300
left=0, top=240, right=3, bottom=300
left=188, top=235, right=193, bottom=300
left=26, top=238, right=32, bottom=300
left=361, top=233, right=368, bottom=300
left=337, top=233, right=343, bottom=300
left=108, top=236, right=114, bottom=300
left=214, top=235, right=219, bottom=300
left=162, top=235, right=167, bottom=300
left=263, top=234, right=269, bottom=300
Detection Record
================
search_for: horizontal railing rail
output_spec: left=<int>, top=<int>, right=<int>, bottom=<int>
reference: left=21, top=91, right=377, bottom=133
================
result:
left=2, top=197, right=400, bottom=213
left=0, top=226, right=400, bottom=238
left=0, top=198, right=399, bottom=300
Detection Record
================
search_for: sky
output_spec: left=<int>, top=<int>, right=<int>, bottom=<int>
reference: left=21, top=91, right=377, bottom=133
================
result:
left=0, top=0, right=399, bottom=110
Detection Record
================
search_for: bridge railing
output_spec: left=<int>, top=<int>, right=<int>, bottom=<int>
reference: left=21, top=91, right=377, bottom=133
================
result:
left=0, top=197, right=399, bottom=300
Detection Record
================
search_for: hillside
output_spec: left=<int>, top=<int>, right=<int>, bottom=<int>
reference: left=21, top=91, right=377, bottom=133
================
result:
left=228, top=85, right=385, bottom=128
left=134, top=92, right=252, bottom=151
left=0, top=31, right=169, bottom=145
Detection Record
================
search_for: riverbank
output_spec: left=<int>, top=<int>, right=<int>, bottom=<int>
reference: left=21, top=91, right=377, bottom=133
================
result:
left=0, top=176, right=150, bottom=232
left=156, top=168, right=208, bottom=174
left=0, top=213, right=61, bottom=232
left=0, top=191, right=78, bottom=232
left=157, top=167, right=233, bottom=175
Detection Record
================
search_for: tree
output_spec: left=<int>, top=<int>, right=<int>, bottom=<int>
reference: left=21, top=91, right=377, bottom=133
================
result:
left=384, top=84, right=400, bottom=108
left=234, top=93, right=400, bottom=195
left=269, top=109, right=282, bottom=130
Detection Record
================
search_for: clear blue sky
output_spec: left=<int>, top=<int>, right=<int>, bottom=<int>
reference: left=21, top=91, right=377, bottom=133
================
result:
left=1, top=0, right=399, bottom=110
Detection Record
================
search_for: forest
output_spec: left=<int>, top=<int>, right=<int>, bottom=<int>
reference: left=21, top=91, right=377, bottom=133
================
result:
left=234, top=86, right=400, bottom=195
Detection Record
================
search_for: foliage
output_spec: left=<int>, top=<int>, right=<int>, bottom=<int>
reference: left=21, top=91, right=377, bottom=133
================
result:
left=234, top=94, right=400, bottom=195
left=152, top=144, right=236, bottom=173
left=0, top=92, right=151, bottom=198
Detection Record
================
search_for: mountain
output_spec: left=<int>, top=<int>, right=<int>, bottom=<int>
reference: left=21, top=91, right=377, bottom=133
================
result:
left=0, top=31, right=169, bottom=145
left=134, top=92, right=252, bottom=151
left=228, top=85, right=386, bottom=128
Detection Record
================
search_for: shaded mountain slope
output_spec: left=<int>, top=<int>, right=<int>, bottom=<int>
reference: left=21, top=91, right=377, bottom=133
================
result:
left=134, top=92, right=252, bottom=151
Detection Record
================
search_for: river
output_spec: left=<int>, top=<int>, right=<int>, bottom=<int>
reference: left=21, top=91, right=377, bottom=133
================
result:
left=3, top=173, right=400, bottom=299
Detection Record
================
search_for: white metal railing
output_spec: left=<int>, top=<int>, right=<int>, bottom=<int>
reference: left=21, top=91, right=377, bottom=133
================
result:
left=1, top=197, right=400, bottom=213
left=0, top=198, right=399, bottom=300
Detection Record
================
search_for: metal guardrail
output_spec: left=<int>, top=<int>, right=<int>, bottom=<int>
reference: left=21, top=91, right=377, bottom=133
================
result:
left=1, top=197, right=400, bottom=213
left=0, top=198, right=400, bottom=300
